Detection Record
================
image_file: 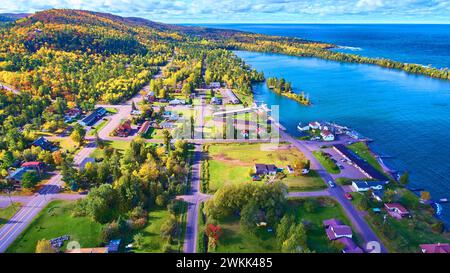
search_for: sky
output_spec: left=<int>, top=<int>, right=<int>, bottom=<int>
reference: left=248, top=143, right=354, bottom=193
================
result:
left=1, top=0, right=449, bottom=24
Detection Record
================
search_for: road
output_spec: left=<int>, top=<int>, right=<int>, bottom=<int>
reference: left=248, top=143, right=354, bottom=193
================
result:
left=182, top=144, right=203, bottom=253
left=0, top=83, right=20, bottom=95
left=280, top=130, right=387, bottom=253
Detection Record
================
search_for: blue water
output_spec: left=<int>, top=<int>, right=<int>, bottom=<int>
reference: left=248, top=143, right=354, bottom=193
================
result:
left=190, top=24, right=450, bottom=69
left=234, top=50, right=450, bottom=226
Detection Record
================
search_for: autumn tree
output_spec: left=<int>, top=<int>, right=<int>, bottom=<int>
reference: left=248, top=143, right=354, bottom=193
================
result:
left=35, top=240, right=56, bottom=253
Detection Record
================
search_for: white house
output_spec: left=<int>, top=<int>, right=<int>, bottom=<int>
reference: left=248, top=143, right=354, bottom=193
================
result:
left=209, top=82, right=221, bottom=89
left=321, top=130, right=335, bottom=141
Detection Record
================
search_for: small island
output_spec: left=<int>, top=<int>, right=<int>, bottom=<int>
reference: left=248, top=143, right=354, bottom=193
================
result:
left=266, top=77, right=311, bottom=105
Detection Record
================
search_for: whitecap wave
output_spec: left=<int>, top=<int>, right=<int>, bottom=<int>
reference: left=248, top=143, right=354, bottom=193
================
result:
left=337, top=45, right=363, bottom=51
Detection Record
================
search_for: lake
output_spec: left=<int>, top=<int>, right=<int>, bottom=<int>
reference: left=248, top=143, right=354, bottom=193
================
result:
left=235, top=50, right=450, bottom=226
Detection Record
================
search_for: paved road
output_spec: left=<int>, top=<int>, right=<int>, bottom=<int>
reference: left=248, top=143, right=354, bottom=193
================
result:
left=280, top=130, right=387, bottom=253
left=182, top=144, right=203, bottom=253
left=287, top=190, right=330, bottom=198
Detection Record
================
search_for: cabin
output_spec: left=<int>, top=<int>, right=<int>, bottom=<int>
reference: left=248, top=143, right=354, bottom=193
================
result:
left=254, top=164, right=278, bottom=176
left=351, top=180, right=387, bottom=192
left=115, top=120, right=132, bottom=137
left=320, top=130, right=335, bottom=141
left=384, top=203, right=410, bottom=219
left=32, top=137, right=58, bottom=152
left=80, top=107, right=106, bottom=126
left=420, top=243, right=450, bottom=253
left=323, top=219, right=353, bottom=240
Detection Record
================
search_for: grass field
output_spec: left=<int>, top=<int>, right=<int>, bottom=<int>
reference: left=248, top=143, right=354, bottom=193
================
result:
left=283, top=170, right=327, bottom=192
left=88, top=118, right=109, bottom=136
left=0, top=202, right=21, bottom=229
left=211, top=215, right=278, bottom=253
left=312, top=150, right=341, bottom=174
left=206, top=143, right=317, bottom=192
left=90, top=140, right=131, bottom=158
left=347, top=142, right=383, bottom=173
left=55, top=137, right=78, bottom=154
left=7, top=200, right=104, bottom=253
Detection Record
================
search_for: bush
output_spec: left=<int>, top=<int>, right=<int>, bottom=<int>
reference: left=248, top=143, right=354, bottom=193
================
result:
left=303, top=199, right=319, bottom=213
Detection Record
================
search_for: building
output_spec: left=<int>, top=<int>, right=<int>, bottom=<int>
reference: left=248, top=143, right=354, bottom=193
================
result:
left=384, top=203, right=410, bottom=219
left=145, top=91, right=156, bottom=102
left=64, top=108, right=81, bottom=123
left=6, top=167, right=31, bottom=186
left=320, top=130, right=335, bottom=141
left=160, top=121, right=176, bottom=129
left=138, top=121, right=151, bottom=136
left=80, top=107, right=107, bottom=126
left=308, top=121, right=321, bottom=130
left=420, top=243, right=450, bottom=253
left=115, top=120, right=132, bottom=137
left=254, top=164, right=278, bottom=176
left=371, top=189, right=385, bottom=202
left=351, top=180, right=387, bottom=192
left=209, top=82, right=221, bottom=89
left=323, top=219, right=353, bottom=240
left=169, top=98, right=186, bottom=105
left=66, top=247, right=108, bottom=254
left=32, top=137, right=58, bottom=152
left=333, top=144, right=387, bottom=181
left=131, top=110, right=142, bottom=116
left=225, top=89, right=240, bottom=104
left=106, top=239, right=121, bottom=253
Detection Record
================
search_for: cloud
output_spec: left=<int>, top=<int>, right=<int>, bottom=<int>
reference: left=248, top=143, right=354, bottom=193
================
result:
left=0, top=0, right=449, bottom=23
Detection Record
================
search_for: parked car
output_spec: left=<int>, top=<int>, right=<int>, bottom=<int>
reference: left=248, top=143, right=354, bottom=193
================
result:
left=344, top=193, right=353, bottom=200
left=338, top=164, right=344, bottom=169
left=327, top=180, right=335, bottom=188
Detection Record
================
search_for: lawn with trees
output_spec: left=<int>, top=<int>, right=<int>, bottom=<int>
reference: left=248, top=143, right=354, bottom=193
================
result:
left=312, top=150, right=340, bottom=174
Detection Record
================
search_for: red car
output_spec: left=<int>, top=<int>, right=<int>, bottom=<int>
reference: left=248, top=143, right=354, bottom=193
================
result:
left=344, top=193, right=353, bottom=200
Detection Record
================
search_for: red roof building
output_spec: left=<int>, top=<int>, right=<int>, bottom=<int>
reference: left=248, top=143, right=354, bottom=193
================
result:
left=21, top=161, right=45, bottom=174
left=384, top=203, right=410, bottom=219
left=323, top=219, right=353, bottom=240
left=138, top=121, right=151, bottom=135
left=115, top=120, right=132, bottom=137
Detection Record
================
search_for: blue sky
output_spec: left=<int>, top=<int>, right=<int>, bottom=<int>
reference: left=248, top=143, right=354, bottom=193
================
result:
left=1, top=0, right=449, bottom=23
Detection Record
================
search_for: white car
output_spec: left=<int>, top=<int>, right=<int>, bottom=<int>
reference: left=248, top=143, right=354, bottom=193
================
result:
left=327, top=180, right=335, bottom=188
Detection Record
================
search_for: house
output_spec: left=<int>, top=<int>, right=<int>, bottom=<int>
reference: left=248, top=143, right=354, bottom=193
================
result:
left=254, top=164, right=278, bottom=176
left=145, top=91, right=156, bottom=102
left=211, top=97, right=222, bottom=105
left=66, top=247, right=108, bottom=254
left=6, top=167, right=31, bottom=186
left=320, top=130, right=335, bottom=141
left=323, top=219, right=353, bottom=240
left=106, top=239, right=121, bottom=253
left=160, top=121, right=176, bottom=129
left=302, top=168, right=310, bottom=175
left=308, top=121, right=321, bottom=130
left=337, top=237, right=364, bottom=253
left=131, top=110, right=142, bottom=116
left=64, top=108, right=81, bottom=122
left=384, top=203, right=410, bottom=219
left=32, top=137, right=58, bottom=152
left=169, top=98, right=186, bottom=105
left=115, top=120, right=132, bottom=137
left=79, top=107, right=106, bottom=126
left=351, top=180, right=387, bottom=192
left=138, top=121, right=151, bottom=135
left=286, top=165, right=294, bottom=174
left=21, top=161, right=45, bottom=175
left=209, top=82, right=221, bottom=89
left=420, top=243, right=450, bottom=253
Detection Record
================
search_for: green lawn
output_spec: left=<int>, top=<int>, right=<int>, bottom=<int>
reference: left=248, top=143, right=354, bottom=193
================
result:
left=287, top=197, right=360, bottom=253
left=142, top=127, right=165, bottom=140
left=90, top=140, right=131, bottom=158
left=7, top=200, right=104, bottom=253
left=105, top=107, right=118, bottom=114
left=347, top=142, right=384, bottom=173
left=55, top=137, right=78, bottom=154
left=312, top=150, right=340, bottom=174
left=207, top=143, right=308, bottom=192
left=211, top=215, right=278, bottom=253
left=0, top=202, right=21, bottom=229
